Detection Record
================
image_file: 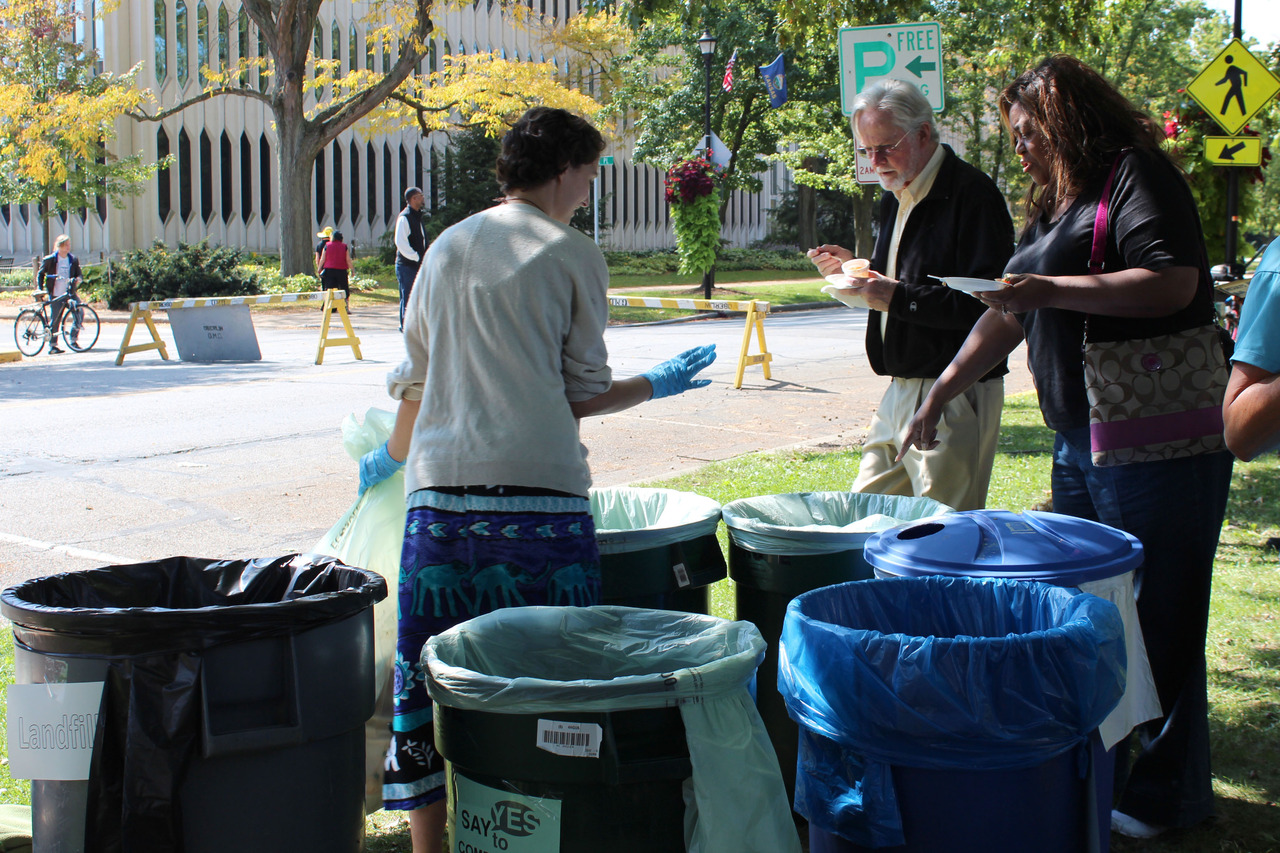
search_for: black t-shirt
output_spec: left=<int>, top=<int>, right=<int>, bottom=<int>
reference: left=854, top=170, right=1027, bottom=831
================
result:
left=1010, top=148, right=1214, bottom=431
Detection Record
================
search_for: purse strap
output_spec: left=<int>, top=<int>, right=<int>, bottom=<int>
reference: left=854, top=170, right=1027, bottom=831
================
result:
left=1088, top=152, right=1125, bottom=275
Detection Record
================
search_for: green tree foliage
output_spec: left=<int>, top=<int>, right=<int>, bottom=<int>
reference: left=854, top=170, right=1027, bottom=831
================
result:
left=0, top=0, right=163, bottom=253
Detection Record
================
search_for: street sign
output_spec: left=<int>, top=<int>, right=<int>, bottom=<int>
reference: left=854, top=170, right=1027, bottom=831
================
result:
left=838, top=23, right=945, bottom=115
left=1204, top=135, right=1263, bottom=166
left=599, top=156, right=615, bottom=165
left=839, top=23, right=944, bottom=184
left=1186, top=39, right=1280, bottom=135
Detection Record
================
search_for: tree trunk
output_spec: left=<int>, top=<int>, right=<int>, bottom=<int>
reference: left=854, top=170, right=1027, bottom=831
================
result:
left=854, top=183, right=877, bottom=259
left=797, top=156, right=823, bottom=250
left=275, top=109, right=323, bottom=276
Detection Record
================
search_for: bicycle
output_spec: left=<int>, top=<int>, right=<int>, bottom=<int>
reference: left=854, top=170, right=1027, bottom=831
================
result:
left=14, top=290, right=101, bottom=356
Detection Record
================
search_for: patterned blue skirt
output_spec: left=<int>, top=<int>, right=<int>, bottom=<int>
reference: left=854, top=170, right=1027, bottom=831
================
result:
left=382, top=485, right=601, bottom=811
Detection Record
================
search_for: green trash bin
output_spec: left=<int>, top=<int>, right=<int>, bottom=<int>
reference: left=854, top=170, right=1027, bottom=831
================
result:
left=591, top=487, right=726, bottom=614
left=426, top=605, right=803, bottom=853
left=721, top=492, right=952, bottom=801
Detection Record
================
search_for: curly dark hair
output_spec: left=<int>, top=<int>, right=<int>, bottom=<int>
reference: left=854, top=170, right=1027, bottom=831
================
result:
left=999, top=55, right=1172, bottom=230
left=495, top=107, right=605, bottom=192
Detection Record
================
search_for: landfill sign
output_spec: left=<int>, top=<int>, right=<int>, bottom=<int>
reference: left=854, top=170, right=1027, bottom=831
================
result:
left=1203, top=135, right=1263, bottom=167
left=838, top=23, right=945, bottom=184
left=1186, top=39, right=1280, bottom=135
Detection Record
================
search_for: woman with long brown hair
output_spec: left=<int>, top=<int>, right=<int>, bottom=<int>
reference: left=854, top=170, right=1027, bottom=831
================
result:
left=901, top=54, right=1233, bottom=839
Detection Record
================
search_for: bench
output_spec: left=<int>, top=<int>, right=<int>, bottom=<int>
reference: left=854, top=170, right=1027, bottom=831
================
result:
left=0, top=257, right=14, bottom=273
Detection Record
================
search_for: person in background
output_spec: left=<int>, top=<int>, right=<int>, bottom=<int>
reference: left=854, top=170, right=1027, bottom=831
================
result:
left=900, top=54, right=1233, bottom=839
left=395, top=187, right=428, bottom=332
left=315, top=226, right=333, bottom=275
left=1224, top=237, right=1280, bottom=460
left=356, top=106, right=716, bottom=853
left=37, top=234, right=83, bottom=355
left=318, top=229, right=352, bottom=308
left=806, top=78, right=1013, bottom=510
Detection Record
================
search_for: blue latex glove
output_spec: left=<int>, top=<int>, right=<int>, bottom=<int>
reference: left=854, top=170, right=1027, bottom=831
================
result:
left=642, top=344, right=717, bottom=399
left=358, top=442, right=404, bottom=496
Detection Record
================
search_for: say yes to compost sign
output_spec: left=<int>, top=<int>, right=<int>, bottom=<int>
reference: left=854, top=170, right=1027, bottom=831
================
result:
left=452, top=770, right=562, bottom=853
left=6, top=683, right=104, bottom=780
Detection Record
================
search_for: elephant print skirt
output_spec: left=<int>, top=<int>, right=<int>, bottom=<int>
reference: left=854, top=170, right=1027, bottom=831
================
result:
left=382, top=485, right=601, bottom=811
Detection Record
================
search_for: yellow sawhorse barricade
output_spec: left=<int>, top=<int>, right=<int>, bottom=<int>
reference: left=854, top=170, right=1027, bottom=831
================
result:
left=607, top=296, right=772, bottom=389
left=115, top=290, right=361, bottom=366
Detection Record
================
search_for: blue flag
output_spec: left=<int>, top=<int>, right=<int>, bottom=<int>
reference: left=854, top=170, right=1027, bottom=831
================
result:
left=759, top=53, right=787, bottom=108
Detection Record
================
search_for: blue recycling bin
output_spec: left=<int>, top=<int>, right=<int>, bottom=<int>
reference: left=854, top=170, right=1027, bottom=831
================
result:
left=779, top=576, right=1126, bottom=853
left=863, top=510, right=1160, bottom=853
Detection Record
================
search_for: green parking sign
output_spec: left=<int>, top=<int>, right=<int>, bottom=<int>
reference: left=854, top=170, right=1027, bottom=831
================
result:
left=838, top=23, right=945, bottom=114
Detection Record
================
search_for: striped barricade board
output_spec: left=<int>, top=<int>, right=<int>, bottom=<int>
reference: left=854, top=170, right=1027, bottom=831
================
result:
left=606, top=296, right=773, bottom=389
left=115, top=290, right=362, bottom=366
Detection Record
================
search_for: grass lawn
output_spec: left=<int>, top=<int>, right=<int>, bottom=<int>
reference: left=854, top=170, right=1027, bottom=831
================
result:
left=2, top=392, right=1275, bottom=851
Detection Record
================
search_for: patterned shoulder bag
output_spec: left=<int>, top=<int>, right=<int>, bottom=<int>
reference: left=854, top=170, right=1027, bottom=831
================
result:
left=1082, top=152, right=1229, bottom=467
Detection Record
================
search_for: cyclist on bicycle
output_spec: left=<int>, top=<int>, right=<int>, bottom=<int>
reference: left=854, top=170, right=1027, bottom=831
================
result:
left=37, top=234, right=83, bottom=354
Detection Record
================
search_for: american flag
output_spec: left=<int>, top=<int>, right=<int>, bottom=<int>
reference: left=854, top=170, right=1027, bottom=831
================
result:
left=722, top=48, right=738, bottom=92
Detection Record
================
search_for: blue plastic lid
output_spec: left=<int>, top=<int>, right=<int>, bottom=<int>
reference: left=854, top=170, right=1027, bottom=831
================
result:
left=863, top=509, right=1143, bottom=584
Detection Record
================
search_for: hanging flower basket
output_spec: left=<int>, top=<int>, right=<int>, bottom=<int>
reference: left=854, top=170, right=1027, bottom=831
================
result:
left=665, top=157, right=724, bottom=276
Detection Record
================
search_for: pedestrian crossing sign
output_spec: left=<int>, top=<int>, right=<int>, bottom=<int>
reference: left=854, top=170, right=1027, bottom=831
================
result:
left=1186, top=39, right=1280, bottom=135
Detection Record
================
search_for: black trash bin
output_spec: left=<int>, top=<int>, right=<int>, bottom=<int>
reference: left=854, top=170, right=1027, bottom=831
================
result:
left=591, top=486, right=726, bottom=613
left=720, top=492, right=950, bottom=800
left=1, top=554, right=386, bottom=853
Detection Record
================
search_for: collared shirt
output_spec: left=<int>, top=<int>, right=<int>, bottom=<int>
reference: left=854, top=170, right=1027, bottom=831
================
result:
left=883, top=142, right=945, bottom=334
left=53, top=255, right=71, bottom=297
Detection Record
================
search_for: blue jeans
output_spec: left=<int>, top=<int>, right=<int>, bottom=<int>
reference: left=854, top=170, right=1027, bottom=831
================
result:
left=395, top=261, right=418, bottom=331
left=1051, top=427, right=1233, bottom=828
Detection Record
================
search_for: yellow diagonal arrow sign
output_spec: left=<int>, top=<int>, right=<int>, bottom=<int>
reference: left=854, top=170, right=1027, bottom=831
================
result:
left=1204, top=136, right=1263, bottom=166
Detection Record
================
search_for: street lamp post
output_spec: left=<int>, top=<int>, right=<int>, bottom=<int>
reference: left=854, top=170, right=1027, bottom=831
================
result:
left=697, top=30, right=717, bottom=301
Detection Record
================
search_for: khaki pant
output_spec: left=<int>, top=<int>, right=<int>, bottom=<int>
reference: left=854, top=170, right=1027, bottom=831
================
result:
left=853, top=376, right=1004, bottom=511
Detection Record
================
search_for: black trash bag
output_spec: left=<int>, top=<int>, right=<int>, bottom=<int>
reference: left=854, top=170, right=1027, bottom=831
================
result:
left=1, top=554, right=386, bottom=853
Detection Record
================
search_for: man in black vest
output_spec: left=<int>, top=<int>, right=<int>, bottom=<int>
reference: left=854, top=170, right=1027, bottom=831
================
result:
left=395, top=187, right=428, bottom=331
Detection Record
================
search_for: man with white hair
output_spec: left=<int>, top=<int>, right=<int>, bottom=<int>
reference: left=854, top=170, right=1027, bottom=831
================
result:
left=809, top=78, right=1013, bottom=510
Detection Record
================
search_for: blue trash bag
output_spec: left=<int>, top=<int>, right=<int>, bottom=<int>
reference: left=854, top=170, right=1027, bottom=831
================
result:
left=777, top=576, right=1126, bottom=849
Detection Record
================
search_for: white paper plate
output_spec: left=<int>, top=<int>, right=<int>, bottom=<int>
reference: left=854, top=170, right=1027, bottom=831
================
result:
left=939, top=277, right=1009, bottom=293
left=824, top=274, right=857, bottom=288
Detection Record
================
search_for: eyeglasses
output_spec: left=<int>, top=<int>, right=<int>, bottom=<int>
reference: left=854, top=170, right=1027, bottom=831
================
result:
left=855, top=130, right=912, bottom=159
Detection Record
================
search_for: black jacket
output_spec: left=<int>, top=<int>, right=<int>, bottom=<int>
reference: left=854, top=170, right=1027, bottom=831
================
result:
left=868, top=145, right=1014, bottom=381
left=38, top=251, right=82, bottom=295
left=397, top=206, right=427, bottom=268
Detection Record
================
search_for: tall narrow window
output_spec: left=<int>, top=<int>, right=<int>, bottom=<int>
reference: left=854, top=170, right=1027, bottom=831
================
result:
left=428, top=145, right=439, bottom=211
left=237, top=9, right=248, bottom=87
left=382, top=38, right=391, bottom=73
left=92, top=0, right=105, bottom=72
left=178, top=128, right=193, bottom=220
left=383, top=142, right=394, bottom=223
left=200, top=130, right=213, bottom=221
left=217, top=4, right=229, bottom=73
left=315, top=150, right=326, bottom=222
left=239, top=132, right=253, bottom=221
left=1, top=204, right=9, bottom=225
left=257, top=25, right=268, bottom=92
left=365, top=33, right=375, bottom=71
left=349, top=24, right=358, bottom=75
left=349, top=140, right=360, bottom=224
left=259, top=134, right=272, bottom=219
left=157, top=128, right=171, bottom=221
left=175, top=0, right=189, bottom=87
left=414, top=147, right=423, bottom=193
left=96, top=148, right=108, bottom=220
left=366, top=142, right=377, bottom=223
left=332, top=19, right=341, bottom=80
left=428, top=38, right=438, bottom=73
left=312, top=19, right=322, bottom=84
left=220, top=131, right=233, bottom=222
left=154, top=0, right=168, bottom=83
left=333, top=144, right=343, bottom=223
left=196, top=1, right=208, bottom=85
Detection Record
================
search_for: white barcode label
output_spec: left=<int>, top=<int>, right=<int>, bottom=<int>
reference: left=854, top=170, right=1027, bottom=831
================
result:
left=672, top=562, right=691, bottom=588
left=535, top=720, right=602, bottom=758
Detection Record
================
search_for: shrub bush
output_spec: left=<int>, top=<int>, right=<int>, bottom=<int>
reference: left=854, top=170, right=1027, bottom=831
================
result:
left=602, top=248, right=810, bottom=276
left=101, top=241, right=261, bottom=310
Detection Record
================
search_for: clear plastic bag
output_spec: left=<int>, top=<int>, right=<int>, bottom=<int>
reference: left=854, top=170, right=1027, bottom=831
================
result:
left=721, top=491, right=952, bottom=555
left=590, top=486, right=721, bottom=554
left=426, top=605, right=802, bottom=853
left=313, top=407, right=407, bottom=812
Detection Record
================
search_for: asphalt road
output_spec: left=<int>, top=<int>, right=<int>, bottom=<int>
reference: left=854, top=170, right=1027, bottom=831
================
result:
left=0, top=301, right=1032, bottom=590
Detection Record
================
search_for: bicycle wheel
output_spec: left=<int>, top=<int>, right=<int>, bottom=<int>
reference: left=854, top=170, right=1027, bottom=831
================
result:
left=14, top=309, right=47, bottom=356
left=62, top=303, right=100, bottom=352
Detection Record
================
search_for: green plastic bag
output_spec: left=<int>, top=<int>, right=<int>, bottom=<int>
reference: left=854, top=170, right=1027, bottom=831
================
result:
left=425, top=605, right=802, bottom=853
left=313, top=407, right=407, bottom=812
left=590, top=486, right=722, bottom=554
left=721, top=491, right=952, bottom=555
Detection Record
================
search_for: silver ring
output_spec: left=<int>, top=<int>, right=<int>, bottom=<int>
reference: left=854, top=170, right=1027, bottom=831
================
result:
left=1001, top=305, right=1008, bottom=315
